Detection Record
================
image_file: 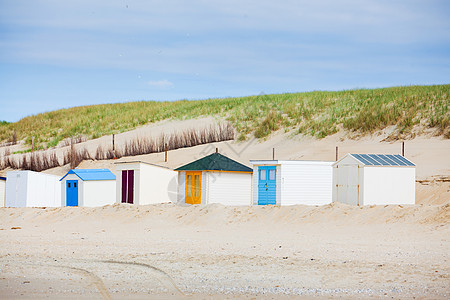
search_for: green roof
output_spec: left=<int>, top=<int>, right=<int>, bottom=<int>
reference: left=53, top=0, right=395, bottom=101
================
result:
left=175, top=153, right=253, bottom=172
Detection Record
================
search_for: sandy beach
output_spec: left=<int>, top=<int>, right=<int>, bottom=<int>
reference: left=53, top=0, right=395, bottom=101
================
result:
left=0, top=118, right=449, bottom=299
left=0, top=202, right=448, bottom=299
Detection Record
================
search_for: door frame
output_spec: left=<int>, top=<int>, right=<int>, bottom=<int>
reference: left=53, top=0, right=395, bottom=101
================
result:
left=258, top=166, right=277, bottom=205
left=185, top=171, right=202, bottom=204
left=121, top=170, right=135, bottom=204
left=66, top=179, right=79, bottom=206
left=336, top=164, right=360, bottom=206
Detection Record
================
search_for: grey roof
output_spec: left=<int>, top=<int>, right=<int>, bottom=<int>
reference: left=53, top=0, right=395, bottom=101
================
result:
left=351, top=154, right=415, bottom=166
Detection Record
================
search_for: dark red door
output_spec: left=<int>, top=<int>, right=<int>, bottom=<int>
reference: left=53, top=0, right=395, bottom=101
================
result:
left=127, top=170, right=134, bottom=204
left=121, top=170, right=134, bottom=204
left=121, top=171, right=128, bottom=203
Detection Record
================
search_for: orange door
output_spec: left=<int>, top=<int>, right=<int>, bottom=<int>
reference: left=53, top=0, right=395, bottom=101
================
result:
left=185, top=172, right=201, bottom=204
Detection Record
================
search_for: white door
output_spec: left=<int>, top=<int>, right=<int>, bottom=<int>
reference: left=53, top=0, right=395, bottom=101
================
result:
left=346, top=165, right=359, bottom=206
left=337, top=165, right=348, bottom=204
left=337, top=165, right=359, bottom=205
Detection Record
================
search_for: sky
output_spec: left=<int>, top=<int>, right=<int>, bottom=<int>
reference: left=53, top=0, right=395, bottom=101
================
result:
left=0, top=0, right=449, bottom=122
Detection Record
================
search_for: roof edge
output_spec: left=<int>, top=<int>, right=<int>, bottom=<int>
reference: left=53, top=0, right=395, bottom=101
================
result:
left=250, top=160, right=334, bottom=165
left=332, top=153, right=416, bottom=167
left=115, top=160, right=174, bottom=170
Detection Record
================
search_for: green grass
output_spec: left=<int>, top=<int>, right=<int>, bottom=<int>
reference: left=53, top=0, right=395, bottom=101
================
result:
left=1, top=84, right=449, bottom=148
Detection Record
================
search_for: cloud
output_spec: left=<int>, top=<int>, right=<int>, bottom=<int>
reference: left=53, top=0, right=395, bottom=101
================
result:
left=147, top=80, right=174, bottom=89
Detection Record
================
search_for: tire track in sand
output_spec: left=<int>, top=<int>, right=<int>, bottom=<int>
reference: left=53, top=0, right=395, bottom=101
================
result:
left=7, top=259, right=183, bottom=298
left=59, top=265, right=112, bottom=300
left=98, top=260, right=184, bottom=296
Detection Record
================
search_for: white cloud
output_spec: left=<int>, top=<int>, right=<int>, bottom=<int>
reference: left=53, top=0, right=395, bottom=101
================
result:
left=147, top=80, right=174, bottom=89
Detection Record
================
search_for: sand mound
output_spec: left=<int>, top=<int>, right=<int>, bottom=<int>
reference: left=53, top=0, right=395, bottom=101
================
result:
left=1, top=202, right=448, bottom=229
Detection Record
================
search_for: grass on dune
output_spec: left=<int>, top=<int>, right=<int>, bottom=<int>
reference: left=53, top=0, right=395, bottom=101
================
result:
left=0, top=84, right=449, bottom=149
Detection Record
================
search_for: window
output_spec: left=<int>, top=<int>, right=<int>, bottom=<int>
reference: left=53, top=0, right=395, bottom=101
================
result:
left=187, top=175, right=192, bottom=197
left=68, top=183, right=71, bottom=188
left=260, top=169, right=266, bottom=180
left=269, top=169, right=276, bottom=180
left=194, top=175, right=200, bottom=197
left=74, top=182, right=77, bottom=188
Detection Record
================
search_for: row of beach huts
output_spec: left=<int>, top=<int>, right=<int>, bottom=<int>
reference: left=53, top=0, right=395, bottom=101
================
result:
left=0, top=152, right=416, bottom=208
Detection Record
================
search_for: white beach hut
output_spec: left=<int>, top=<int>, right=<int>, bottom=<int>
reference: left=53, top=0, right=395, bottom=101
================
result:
left=0, top=176, right=6, bottom=207
left=5, top=170, right=62, bottom=207
left=60, top=169, right=116, bottom=207
left=249, top=160, right=333, bottom=205
left=332, top=154, right=416, bottom=206
left=175, top=153, right=253, bottom=205
left=115, top=161, right=178, bottom=205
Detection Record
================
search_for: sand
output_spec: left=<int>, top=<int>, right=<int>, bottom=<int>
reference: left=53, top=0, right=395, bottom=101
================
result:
left=0, top=118, right=449, bottom=298
left=0, top=203, right=448, bottom=299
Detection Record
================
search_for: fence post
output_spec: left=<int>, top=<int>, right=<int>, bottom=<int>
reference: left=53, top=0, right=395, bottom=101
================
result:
left=165, top=143, right=168, bottom=162
left=336, top=146, right=338, bottom=161
left=272, top=148, right=275, bottom=160
left=112, top=134, right=115, bottom=159
left=70, top=136, right=75, bottom=169
left=402, top=141, right=405, bottom=157
left=30, top=136, right=34, bottom=171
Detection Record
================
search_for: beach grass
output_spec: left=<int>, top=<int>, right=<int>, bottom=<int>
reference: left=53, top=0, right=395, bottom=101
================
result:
left=0, top=84, right=448, bottom=148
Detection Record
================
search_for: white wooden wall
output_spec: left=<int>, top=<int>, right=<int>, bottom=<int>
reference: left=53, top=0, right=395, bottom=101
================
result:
left=115, top=162, right=138, bottom=204
left=83, top=180, right=116, bottom=207
left=363, top=167, right=415, bottom=205
left=276, top=165, right=282, bottom=205
left=139, top=164, right=178, bottom=205
left=333, top=155, right=416, bottom=206
left=252, top=165, right=281, bottom=205
left=177, top=171, right=186, bottom=204
left=206, top=172, right=252, bottom=206
left=253, top=163, right=332, bottom=206
left=176, top=171, right=208, bottom=205
left=0, top=179, right=6, bottom=207
left=201, top=171, right=208, bottom=205
left=178, top=171, right=252, bottom=205
left=61, top=173, right=83, bottom=207
left=6, top=171, right=28, bottom=207
left=252, top=167, right=258, bottom=205
left=7, top=171, right=61, bottom=207
left=116, top=163, right=177, bottom=205
left=280, top=163, right=333, bottom=205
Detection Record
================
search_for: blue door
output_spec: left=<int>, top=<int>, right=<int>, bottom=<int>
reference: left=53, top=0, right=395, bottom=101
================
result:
left=258, top=166, right=276, bottom=205
left=66, top=180, right=79, bottom=206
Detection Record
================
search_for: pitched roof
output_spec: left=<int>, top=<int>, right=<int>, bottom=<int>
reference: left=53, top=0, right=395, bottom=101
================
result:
left=175, top=153, right=253, bottom=172
left=60, top=169, right=116, bottom=181
left=340, top=154, right=415, bottom=167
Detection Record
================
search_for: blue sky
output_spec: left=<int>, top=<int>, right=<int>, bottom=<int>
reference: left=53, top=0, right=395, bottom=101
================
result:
left=0, top=0, right=449, bottom=122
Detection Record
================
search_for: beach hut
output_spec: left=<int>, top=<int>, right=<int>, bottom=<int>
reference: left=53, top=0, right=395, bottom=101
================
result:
left=115, top=161, right=178, bottom=205
left=249, top=160, right=333, bottom=205
left=60, top=169, right=116, bottom=207
left=0, top=177, right=6, bottom=207
left=5, top=170, right=62, bottom=207
left=175, top=153, right=253, bottom=205
left=332, top=154, right=416, bottom=206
